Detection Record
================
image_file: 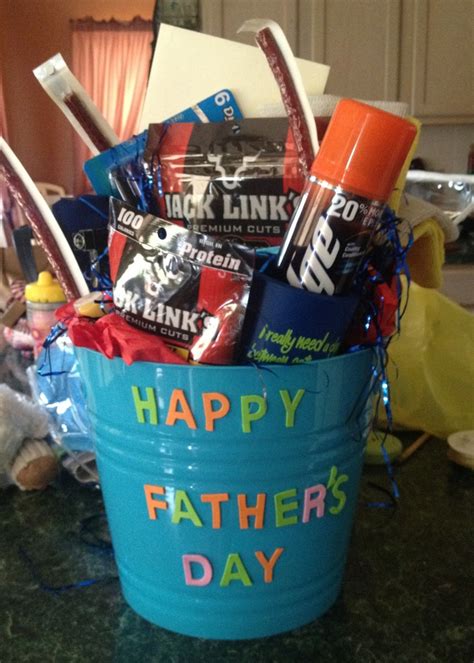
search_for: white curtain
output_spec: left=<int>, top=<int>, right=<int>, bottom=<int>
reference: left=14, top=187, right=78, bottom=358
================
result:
left=71, top=17, right=152, bottom=194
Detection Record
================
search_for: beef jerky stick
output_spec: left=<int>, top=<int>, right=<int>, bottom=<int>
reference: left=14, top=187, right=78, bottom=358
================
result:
left=0, top=139, right=89, bottom=300
left=238, top=19, right=318, bottom=178
left=63, top=92, right=116, bottom=153
left=33, top=54, right=119, bottom=155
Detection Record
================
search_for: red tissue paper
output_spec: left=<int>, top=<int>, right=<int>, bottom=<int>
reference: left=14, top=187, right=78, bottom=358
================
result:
left=346, top=274, right=399, bottom=347
left=56, top=303, right=187, bottom=366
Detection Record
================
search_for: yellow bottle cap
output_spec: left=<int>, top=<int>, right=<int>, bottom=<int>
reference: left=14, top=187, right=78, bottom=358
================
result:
left=25, top=271, right=66, bottom=303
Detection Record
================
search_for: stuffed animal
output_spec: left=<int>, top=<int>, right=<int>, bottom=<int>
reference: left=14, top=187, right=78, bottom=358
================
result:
left=0, top=383, right=58, bottom=490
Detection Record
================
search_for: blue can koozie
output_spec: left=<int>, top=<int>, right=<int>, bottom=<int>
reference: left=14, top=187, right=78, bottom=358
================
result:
left=239, top=271, right=359, bottom=365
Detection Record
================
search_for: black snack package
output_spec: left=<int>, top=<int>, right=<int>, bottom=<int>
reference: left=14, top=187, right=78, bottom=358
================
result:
left=144, top=118, right=330, bottom=247
left=108, top=198, right=255, bottom=364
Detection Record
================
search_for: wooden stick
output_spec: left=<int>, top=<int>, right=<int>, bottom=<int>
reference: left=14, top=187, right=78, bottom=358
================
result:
left=396, top=432, right=432, bottom=464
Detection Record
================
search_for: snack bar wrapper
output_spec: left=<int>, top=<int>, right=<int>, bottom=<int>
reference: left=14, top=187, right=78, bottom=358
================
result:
left=144, top=118, right=330, bottom=247
left=108, top=199, right=255, bottom=364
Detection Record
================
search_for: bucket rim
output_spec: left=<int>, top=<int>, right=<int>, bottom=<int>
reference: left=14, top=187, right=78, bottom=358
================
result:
left=73, top=344, right=376, bottom=372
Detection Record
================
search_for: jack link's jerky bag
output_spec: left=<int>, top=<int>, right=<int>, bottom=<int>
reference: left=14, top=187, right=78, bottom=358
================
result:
left=108, top=198, right=255, bottom=364
left=144, top=118, right=330, bottom=247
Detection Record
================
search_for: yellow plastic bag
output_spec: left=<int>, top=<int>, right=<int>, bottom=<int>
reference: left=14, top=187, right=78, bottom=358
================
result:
left=381, top=279, right=474, bottom=439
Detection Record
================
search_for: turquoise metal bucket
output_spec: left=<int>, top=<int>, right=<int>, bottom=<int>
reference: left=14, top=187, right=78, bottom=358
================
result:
left=75, top=347, right=375, bottom=639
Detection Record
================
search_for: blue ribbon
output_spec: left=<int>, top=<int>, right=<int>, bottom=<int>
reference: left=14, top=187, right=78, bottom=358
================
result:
left=139, top=122, right=170, bottom=216
left=18, top=512, right=117, bottom=596
left=348, top=207, right=414, bottom=507
left=82, top=246, right=112, bottom=291
left=77, top=196, right=109, bottom=221
left=37, top=322, right=69, bottom=377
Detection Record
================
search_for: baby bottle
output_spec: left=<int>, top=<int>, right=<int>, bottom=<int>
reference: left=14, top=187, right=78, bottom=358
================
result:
left=25, top=271, right=66, bottom=358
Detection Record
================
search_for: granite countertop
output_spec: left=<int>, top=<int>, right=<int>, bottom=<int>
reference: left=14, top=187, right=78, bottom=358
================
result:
left=1, top=431, right=472, bottom=663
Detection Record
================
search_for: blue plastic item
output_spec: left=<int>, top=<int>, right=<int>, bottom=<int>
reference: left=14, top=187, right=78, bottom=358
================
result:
left=29, top=336, right=93, bottom=453
left=74, top=347, right=375, bottom=639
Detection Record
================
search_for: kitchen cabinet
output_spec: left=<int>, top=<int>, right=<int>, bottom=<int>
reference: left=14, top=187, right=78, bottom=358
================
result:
left=200, top=0, right=399, bottom=101
left=200, top=0, right=298, bottom=49
left=297, top=0, right=401, bottom=101
left=399, top=0, right=474, bottom=123
left=200, top=0, right=474, bottom=123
